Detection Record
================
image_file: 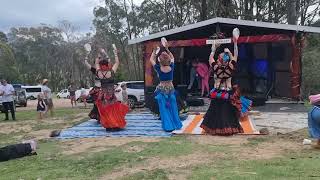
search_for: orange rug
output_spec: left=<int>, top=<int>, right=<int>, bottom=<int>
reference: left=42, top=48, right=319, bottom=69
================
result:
left=173, top=114, right=260, bottom=135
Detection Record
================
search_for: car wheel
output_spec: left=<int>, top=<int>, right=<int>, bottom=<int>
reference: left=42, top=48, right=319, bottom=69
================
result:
left=128, top=97, right=137, bottom=109
left=57, top=96, right=60, bottom=99
left=23, top=103, right=27, bottom=107
left=67, top=95, right=70, bottom=99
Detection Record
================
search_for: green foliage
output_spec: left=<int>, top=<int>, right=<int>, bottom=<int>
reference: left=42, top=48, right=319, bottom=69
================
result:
left=8, top=25, right=93, bottom=90
left=0, top=42, right=19, bottom=82
left=302, top=34, right=320, bottom=97
left=0, top=31, right=7, bottom=43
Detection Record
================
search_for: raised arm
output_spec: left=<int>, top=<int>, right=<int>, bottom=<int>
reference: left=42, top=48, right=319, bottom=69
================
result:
left=149, top=48, right=157, bottom=66
left=165, top=47, right=175, bottom=63
left=209, top=43, right=218, bottom=66
left=84, top=57, right=92, bottom=69
left=233, top=38, right=238, bottom=61
left=112, top=47, right=120, bottom=73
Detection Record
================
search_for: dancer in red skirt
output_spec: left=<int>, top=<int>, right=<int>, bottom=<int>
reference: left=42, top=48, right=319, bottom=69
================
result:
left=85, top=46, right=129, bottom=131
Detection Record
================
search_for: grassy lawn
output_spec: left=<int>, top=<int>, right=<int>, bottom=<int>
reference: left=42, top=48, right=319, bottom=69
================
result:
left=0, top=107, right=89, bottom=146
left=0, top=109, right=318, bottom=180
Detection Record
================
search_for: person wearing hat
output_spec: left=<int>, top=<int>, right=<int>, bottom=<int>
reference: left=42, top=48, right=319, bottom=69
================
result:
left=41, top=79, right=54, bottom=117
left=0, top=79, right=16, bottom=120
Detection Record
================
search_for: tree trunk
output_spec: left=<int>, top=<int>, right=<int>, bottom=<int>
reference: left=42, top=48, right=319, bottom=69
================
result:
left=268, top=0, right=273, bottom=21
left=123, top=0, right=138, bottom=79
left=200, top=0, right=208, bottom=21
left=287, top=0, right=297, bottom=25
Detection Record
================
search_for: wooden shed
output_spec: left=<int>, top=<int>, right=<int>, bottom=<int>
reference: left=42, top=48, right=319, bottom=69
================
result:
left=128, top=17, right=320, bottom=108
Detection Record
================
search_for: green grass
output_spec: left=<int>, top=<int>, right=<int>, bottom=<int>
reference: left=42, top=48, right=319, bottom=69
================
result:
left=0, top=107, right=89, bottom=122
left=0, top=137, right=194, bottom=180
left=1, top=135, right=319, bottom=180
left=245, top=136, right=272, bottom=146
left=0, top=141, right=143, bottom=179
left=0, top=109, right=318, bottom=180
left=188, top=150, right=320, bottom=180
left=122, top=169, right=168, bottom=180
left=0, top=131, right=27, bottom=146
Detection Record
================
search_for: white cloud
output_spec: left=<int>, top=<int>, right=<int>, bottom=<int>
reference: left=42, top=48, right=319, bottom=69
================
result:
left=0, top=0, right=144, bottom=33
left=0, top=0, right=103, bottom=33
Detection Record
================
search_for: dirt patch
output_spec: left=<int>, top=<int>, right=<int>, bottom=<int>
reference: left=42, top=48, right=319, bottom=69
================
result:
left=61, top=137, right=162, bottom=155
left=102, top=151, right=223, bottom=180
left=187, top=135, right=250, bottom=146
left=17, top=99, right=89, bottom=111
left=238, top=138, right=301, bottom=160
left=28, top=129, right=55, bottom=139
left=123, top=144, right=147, bottom=153
left=0, top=122, right=33, bottom=134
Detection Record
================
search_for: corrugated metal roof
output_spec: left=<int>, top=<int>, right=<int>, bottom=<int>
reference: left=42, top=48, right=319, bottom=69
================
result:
left=128, top=17, right=320, bottom=45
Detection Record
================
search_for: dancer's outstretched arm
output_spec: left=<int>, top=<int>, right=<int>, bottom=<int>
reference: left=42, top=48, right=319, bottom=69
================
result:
left=209, top=43, right=218, bottom=66
left=84, top=57, right=92, bottom=69
left=95, top=57, right=100, bottom=70
left=165, top=46, right=175, bottom=63
left=233, top=38, right=238, bottom=62
left=112, top=46, right=120, bottom=73
left=149, top=48, right=156, bottom=66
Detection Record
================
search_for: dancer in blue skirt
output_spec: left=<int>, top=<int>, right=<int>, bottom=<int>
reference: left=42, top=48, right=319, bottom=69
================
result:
left=150, top=38, right=182, bottom=132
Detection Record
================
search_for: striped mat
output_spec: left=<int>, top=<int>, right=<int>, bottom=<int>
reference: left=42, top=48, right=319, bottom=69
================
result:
left=58, top=112, right=189, bottom=139
left=172, top=114, right=260, bottom=135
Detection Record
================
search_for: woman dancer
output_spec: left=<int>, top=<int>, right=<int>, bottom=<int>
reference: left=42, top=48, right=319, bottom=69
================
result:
left=200, top=31, right=251, bottom=136
left=85, top=46, right=128, bottom=131
left=150, top=38, right=182, bottom=132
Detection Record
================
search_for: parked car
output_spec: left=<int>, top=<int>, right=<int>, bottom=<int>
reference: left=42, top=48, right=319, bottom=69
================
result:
left=57, top=89, right=70, bottom=99
left=115, top=81, right=145, bottom=109
left=14, top=88, right=27, bottom=107
left=76, top=88, right=93, bottom=103
left=22, top=85, right=42, bottom=100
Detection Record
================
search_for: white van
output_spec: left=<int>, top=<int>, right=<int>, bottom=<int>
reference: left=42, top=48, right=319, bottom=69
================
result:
left=57, top=89, right=70, bottom=99
left=22, top=85, right=42, bottom=100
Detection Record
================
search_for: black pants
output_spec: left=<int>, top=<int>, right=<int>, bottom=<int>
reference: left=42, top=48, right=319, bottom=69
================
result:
left=0, top=143, right=33, bottom=162
left=3, top=101, right=15, bottom=120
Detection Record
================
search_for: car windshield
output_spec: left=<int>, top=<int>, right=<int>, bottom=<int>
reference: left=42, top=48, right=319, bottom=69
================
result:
left=127, top=82, right=144, bottom=89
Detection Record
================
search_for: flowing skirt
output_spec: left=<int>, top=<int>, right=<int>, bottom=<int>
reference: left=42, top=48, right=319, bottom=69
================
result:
left=88, top=87, right=101, bottom=120
left=308, top=106, right=320, bottom=139
left=95, top=85, right=129, bottom=129
left=155, top=89, right=182, bottom=132
left=201, top=87, right=252, bottom=136
left=96, top=101, right=128, bottom=129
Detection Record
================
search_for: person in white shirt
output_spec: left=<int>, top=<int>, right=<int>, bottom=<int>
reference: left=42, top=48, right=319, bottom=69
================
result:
left=0, top=80, right=16, bottom=120
left=41, top=79, right=54, bottom=116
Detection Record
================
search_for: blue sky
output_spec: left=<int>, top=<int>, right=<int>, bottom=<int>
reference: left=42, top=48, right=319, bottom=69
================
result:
left=0, top=0, right=144, bottom=33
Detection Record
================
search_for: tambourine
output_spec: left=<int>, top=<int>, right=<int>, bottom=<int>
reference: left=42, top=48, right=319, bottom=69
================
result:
left=161, top=37, right=168, bottom=47
left=84, top=43, right=91, bottom=53
left=232, top=28, right=240, bottom=40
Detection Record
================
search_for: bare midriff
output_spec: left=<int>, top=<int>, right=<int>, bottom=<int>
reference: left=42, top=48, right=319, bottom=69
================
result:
left=159, top=80, right=173, bottom=87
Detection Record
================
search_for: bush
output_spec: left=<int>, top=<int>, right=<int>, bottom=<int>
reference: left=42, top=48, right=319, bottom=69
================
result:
left=301, top=34, right=320, bottom=98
